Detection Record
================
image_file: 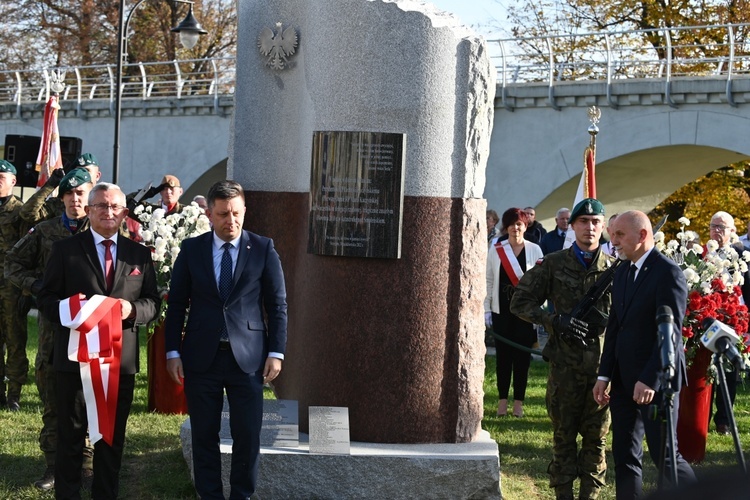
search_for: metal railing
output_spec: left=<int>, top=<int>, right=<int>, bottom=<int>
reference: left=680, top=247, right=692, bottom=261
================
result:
left=488, top=23, right=750, bottom=110
left=0, top=56, right=236, bottom=118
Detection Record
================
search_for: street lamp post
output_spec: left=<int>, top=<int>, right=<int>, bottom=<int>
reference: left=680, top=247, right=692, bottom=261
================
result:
left=113, top=0, right=206, bottom=184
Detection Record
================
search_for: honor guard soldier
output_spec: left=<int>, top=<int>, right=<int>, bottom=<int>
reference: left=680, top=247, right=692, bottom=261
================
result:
left=0, top=159, right=30, bottom=411
left=5, top=168, right=96, bottom=490
left=20, top=153, right=102, bottom=225
left=511, top=198, right=616, bottom=500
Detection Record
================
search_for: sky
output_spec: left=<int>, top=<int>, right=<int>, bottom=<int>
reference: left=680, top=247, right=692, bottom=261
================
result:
left=426, top=0, right=510, bottom=38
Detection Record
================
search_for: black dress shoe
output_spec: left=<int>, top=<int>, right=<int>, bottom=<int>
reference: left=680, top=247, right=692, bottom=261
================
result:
left=34, top=467, right=55, bottom=491
left=7, top=398, right=19, bottom=412
left=716, top=424, right=730, bottom=435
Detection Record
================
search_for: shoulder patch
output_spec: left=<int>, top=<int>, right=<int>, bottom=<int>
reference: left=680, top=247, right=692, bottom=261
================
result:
left=536, top=257, right=545, bottom=265
left=27, top=227, right=35, bottom=235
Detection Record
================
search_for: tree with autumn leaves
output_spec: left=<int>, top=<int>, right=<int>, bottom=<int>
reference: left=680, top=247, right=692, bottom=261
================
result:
left=0, top=0, right=236, bottom=77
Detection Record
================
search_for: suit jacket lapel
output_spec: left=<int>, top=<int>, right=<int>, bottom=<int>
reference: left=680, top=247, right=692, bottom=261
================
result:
left=112, top=235, right=128, bottom=286
left=231, top=231, right=251, bottom=293
left=622, top=251, right=658, bottom=313
left=80, top=230, right=107, bottom=293
left=204, top=232, right=220, bottom=297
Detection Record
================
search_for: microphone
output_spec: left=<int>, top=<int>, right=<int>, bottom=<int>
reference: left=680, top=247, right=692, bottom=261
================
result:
left=700, top=318, right=747, bottom=372
left=657, top=306, right=675, bottom=381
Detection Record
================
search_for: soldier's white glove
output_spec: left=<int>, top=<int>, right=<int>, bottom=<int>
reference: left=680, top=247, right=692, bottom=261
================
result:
left=484, top=311, right=493, bottom=328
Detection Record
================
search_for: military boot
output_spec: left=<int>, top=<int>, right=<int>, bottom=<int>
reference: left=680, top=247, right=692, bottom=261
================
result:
left=34, top=466, right=55, bottom=491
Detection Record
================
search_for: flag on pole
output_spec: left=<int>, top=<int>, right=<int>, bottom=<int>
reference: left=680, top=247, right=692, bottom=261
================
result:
left=563, top=106, right=600, bottom=249
left=35, top=95, right=63, bottom=187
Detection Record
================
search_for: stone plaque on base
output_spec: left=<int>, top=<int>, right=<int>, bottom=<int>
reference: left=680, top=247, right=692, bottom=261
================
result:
left=219, top=398, right=299, bottom=447
left=308, top=131, right=405, bottom=259
left=308, top=406, right=351, bottom=455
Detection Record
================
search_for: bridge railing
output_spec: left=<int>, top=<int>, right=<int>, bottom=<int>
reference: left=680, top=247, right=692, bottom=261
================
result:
left=0, top=57, right=236, bottom=117
left=488, top=23, right=750, bottom=110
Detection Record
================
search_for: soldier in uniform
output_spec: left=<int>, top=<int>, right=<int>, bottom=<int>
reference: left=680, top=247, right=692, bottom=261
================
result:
left=127, top=174, right=185, bottom=219
left=19, top=152, right=102, bottom=225
left=0, top=159, right=30, bottom=411
left=5, top=168, right=95, bottom=490
left=511, top=198, right=615, bottom=500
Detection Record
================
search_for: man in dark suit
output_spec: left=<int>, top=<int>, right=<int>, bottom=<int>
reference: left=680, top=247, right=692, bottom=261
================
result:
left=539, top=207, right=570, bottom=254
left=593, top=210, right=695, bottom=498
left=37, top=182, right=160, bottom=499
left=164, top=180, right=288, bottom=499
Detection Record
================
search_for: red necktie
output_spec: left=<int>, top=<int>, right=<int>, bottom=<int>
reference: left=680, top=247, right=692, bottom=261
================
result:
left=103, top=240, right=115, bottom=292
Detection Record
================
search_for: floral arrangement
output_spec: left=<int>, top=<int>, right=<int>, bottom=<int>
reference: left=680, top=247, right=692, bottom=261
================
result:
left=133, top=202, right=212, bottom=330
left=655, top=216, right=750, bottom=372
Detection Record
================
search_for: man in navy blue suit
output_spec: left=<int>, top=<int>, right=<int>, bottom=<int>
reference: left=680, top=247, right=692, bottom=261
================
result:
left=165, top=180, right=288, bottom=499
left=593, top=210, right=695, bottom=498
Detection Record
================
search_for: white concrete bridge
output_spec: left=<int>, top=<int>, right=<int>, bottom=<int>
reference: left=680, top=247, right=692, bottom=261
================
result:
left=3, top=24, right=750, bottom=224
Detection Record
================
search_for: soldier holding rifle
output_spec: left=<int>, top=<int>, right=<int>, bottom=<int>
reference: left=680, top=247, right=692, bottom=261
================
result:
left=511, top=198, right=616, bottom=500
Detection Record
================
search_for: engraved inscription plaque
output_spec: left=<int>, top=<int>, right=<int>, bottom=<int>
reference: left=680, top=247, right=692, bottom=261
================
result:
left=308, top=131, right=405, bottom=259
left=308, top=406, right=351, bottom=455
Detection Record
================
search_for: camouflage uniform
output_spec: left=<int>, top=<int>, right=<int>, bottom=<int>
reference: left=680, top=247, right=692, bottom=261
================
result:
left=5, top=215, right=94, bottom=470
left=0, top=194, right=30, bottom=405
left=511, top=246, right=615, bottom=500
left=19, top=182, right=64, bottom=225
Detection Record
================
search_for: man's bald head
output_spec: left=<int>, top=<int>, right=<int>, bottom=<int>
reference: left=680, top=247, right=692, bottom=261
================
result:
left=611, top=210, right=653, bottom=262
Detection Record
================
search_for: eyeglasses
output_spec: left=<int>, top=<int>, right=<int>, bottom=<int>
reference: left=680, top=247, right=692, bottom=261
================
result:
left=90, top=204, right=125, bottom=213
left=710, top=223, right=728, bottom=232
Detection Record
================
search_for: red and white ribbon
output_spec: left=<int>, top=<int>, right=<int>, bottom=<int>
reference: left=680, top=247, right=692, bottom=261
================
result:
left=495, top=240, right=525, bottom=287
left=60, top=294, right=122, bottom=446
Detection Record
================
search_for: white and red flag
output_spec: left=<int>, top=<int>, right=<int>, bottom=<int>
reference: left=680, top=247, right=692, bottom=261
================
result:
left=35, top=95, right=63, bottom=187
left=59, top=294, right=123, bottom=446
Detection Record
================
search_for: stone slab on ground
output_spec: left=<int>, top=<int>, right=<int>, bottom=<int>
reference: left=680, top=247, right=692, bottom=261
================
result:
left=180, top=420, right=501, bottom=499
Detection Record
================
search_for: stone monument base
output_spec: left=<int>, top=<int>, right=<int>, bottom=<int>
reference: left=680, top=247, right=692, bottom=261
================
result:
left=180, top=420, right=501, bottom=499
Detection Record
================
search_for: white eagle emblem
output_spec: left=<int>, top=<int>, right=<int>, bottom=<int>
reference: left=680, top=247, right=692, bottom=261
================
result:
left=257, top=22, right=298, bottom=70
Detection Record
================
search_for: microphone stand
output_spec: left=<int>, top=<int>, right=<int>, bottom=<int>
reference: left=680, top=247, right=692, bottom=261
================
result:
left=712, top=353, right=747, bottom=473
left=655, top=367, right=678, bottom=490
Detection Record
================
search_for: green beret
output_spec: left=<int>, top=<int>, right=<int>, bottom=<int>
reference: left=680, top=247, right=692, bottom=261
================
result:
left=570, top=198, right=605, bottom=222
left=58, top=168, right=92, bottom=196
left=75, top=153, right=98, bottom=167
left=0, top=159, right=17, bottom=176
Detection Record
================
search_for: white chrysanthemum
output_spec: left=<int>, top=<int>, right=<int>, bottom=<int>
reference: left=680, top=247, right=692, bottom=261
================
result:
left=134, top=204, right=144, bottom=215
left=683, top=267, right=700, bottom=285
left=654, top=231, right=665, bottom=242
left=140, top=230, right=153, bottom=243
left=676, top=232, right=684, bottom=240
left=170, top=246, right=180, bottom=260
left=667, top=240, right=679, bottom=250
left=700, top=282, right=712, bottom=294
left=151, top=208, right=166, bottom=221
left=655, top=240, right=666, bottom=252
left=678, top=217, right=690, bottom=227
left=741, top=261, right=748, bottom=274
left=706, top=240, right=719, bottom=252
left=691, top=244, right=703, bottom=254
left=160, top=265, right=170, bottom=274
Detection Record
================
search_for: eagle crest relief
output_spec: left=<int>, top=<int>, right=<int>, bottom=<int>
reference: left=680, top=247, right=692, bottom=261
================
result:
left=258, top=22, right=298, bottom=70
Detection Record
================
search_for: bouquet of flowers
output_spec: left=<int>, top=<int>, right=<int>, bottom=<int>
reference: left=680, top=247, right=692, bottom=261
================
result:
left=133, top=202, right=212, bottom=330
left=655, top=216, right=750, bottom=373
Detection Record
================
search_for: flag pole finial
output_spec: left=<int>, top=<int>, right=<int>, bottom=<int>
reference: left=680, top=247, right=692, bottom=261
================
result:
left=587, top=106, right=601, bottom=144
left=50, top=70, right=66, bottom=95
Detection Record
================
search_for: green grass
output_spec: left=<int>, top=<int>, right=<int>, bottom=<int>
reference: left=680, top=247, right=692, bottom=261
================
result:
left=1, top=320, right=749, bottom=498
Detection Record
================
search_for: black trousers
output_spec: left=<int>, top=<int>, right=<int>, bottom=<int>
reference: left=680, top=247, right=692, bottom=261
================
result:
left=184, top=347, right=264, bottom=500
left=55, top=370, right=135, bottom=500
left=609, top=377, right=695, bottom=498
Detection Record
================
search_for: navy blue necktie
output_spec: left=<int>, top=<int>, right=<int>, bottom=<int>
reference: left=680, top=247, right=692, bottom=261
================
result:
left=218, top=242, right=232, bottom=341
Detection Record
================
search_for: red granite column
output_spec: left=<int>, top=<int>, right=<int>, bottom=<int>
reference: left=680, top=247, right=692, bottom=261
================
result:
left=245, top=191, right=486, bottom=444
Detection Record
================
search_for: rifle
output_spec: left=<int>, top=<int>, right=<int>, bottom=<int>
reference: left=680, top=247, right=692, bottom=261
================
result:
left=569, top=258, right=622, bottom=325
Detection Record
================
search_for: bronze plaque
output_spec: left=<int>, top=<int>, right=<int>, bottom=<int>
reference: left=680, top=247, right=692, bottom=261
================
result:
left=308, top=131, right=405, bottom=258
